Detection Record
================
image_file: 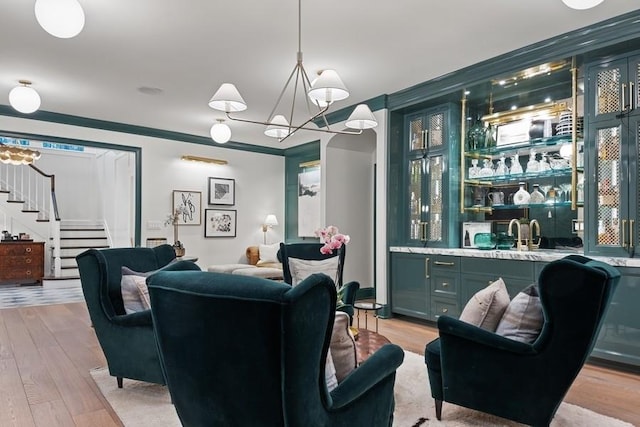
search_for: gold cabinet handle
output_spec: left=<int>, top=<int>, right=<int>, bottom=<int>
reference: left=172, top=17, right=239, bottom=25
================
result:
left=631, top=219, right=635, bottom=249
left=25, top=258, right=32, bottom=264
left=424, top=257, right=430, bottom=279
left=630, top=81, right=635, bottom=111
left=434, top=261, right=455, bottom=267
left=26, top=247, right=32, bottom=253
left=622, top=83, right=628, bottom=111
left=442, top=282, right=450, bottom=288
left=622, top=219, right=628, bottom=248
left=420, top=222, right=428, bottom=242
left=441, top=308, right=448, bottom=313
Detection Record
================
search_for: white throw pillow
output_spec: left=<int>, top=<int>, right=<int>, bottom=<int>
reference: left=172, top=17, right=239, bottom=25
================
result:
left=325, top=350, right=338, bottom=392
left=288, top=257, right=340, bottom=287
left=121, top=274, right=148, bottom=314
left=257, top=243, right=280, bottom=266
left=496, top=284, right=544, bottom=343
left=330, top=312, right=358, bottom=382
left=459, top=277, right=510, bottom=332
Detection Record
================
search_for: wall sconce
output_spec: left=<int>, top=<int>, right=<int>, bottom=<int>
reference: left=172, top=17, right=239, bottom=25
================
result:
left=181, top=155, right=228, bottom=165
left=262, top=214, right=278, bottom=244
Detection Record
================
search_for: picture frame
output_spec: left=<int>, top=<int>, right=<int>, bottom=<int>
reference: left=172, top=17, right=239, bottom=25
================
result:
left=204, top=209, right=237, bottom=238
left=172, top=190, right=201, bottom=225
left=208, top=177, right=235, bottom=205
left=462, top=221, right=492, bottom=248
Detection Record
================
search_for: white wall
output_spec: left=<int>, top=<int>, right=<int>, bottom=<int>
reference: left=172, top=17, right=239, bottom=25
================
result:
left=320, top=109, right=388, bottom=304
left=325, top=132, right=376, bottom=288
left=0, top=116, right=285, bottom=270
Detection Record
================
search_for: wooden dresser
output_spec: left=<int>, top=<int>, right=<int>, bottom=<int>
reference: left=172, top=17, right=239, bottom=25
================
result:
left=0, top=241, right=45, bottom=285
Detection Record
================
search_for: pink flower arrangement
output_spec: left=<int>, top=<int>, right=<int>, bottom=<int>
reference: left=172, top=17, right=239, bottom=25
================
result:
left=315, top=225, right=350, bottom=255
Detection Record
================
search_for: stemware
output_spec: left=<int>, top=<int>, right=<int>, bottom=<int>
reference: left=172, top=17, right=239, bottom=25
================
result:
left=559, top=183, right=573, bottom=202
left=538, top=184, right=553, bottom=203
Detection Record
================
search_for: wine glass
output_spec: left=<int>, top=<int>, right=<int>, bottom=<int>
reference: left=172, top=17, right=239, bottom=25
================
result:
left=559, top=183, right=573, bottom=203
left=538, top=184, right=553, bottom=203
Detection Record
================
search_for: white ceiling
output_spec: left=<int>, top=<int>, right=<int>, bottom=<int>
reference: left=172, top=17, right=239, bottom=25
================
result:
left=1, top=1, right=638, bottom=149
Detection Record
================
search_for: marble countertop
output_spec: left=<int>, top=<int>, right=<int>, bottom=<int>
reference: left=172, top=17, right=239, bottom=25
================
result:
left=389, top=246, right=640, bottom=268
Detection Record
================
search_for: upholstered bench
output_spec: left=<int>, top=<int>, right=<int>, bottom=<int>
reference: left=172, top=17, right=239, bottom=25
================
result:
left=232, top=267, right=283, bottom=280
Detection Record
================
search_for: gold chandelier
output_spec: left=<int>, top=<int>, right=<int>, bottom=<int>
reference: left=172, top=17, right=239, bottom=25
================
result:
left=0, top=143, right=42, bottom=165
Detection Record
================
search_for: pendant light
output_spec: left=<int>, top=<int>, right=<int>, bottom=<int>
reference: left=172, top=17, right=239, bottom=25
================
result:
left=210, top=119, right=232, bottom=144
left=561, top=0, right=604, bottom=10
left=9, top=81, right=41, bottom=114
left=35, top=0, right=85, bottom=39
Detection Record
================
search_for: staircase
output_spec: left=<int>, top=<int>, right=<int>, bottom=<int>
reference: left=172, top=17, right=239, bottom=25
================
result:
left=58, top=222, right=110, bottom=278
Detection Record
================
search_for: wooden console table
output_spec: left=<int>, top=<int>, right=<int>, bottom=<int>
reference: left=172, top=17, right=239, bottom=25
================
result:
left=0, top=241, right=45, bottom=285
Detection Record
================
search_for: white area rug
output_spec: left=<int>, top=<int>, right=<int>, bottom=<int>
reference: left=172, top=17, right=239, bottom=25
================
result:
left=90, top=351, right=633, bottom=426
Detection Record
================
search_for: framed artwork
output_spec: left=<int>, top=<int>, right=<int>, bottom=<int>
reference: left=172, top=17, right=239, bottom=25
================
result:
left=208, top=177, right=235, bottom=205
left=204, top=209, right=237, bottom=238
left=461, top=221, right=492, bottom=248
left=298, top=167, right=321, bottom=237
left=172, top=190, right=201, bottom=225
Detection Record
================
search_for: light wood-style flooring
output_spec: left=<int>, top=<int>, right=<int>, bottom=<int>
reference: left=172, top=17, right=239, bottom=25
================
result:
left=1, top=302, right=639, bottom=426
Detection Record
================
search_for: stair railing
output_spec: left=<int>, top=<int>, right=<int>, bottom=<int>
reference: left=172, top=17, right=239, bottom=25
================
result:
left=0, top=162, right=61, bottom=276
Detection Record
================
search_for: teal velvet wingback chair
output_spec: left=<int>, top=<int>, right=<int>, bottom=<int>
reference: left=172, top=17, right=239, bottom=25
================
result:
left=424, top=255, right=620, bottom=427
left=148, top=270, right=404, bottom=427
left=76, top=245, right=201, bottom=387
left=278, top=242, right=360, bottom=319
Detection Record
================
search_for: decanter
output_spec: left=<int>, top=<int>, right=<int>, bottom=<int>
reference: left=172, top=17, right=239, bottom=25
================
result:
left=513, top=182, right=531, bottom=205
left=526, top=149, right=539, bottom=174
left=539, top=152, right=551, bottom=172
left=468, top=158, right=480, bottom=178
left=510, top=154, right=523, bottom=175
left=494, top=155, right=508, bottom=176
left=479, top=158, right=494, bottom=177
left=529, top=184, right=545, bottom=204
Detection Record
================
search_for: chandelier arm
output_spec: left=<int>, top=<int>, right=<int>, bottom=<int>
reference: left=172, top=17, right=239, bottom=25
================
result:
left=299, top=64, right=325, bottom=118
left=268, top=64, right=301, bottom=121
left=224, top=112, right=362, bottom=138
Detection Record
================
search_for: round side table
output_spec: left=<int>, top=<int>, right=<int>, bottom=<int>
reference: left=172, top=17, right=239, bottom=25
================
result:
left=353, top=302, right=383, bottom=332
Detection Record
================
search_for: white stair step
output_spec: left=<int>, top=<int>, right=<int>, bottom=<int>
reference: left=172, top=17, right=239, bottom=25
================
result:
left=60, top=229, right=106, bottom=238
left=60, top=237, right=108, bottom=247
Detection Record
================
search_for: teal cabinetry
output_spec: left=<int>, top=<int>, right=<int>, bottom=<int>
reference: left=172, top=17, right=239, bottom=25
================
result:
left=390, top=252, right=429, bottom=319
left=430, top=255, right=461, bottom=320
left=390, top=253, right=461, bottom=321
left=397, top=104, right=460, bottom=247
left=585, top=52, right=640, bottom=257
left=460, top=257, right=534, bottom=302
left=592, top=266, right=640, bottom=367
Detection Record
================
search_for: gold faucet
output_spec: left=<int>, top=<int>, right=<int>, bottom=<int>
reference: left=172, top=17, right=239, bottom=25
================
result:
left=529, top=219, right=541, bottom=250
left=508, top=218, right=527, bottom=251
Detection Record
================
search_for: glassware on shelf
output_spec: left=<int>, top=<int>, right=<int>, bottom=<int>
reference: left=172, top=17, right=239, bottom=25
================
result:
left=538, top=184, right=553, bottom=203
left=467, top=118, right=485, bottom=151
left=484, top=123, right=496, bottom=148
left=468, top=158, right=480, bottom=178
left=479, top=159, right=494, bottom=177
left=529, top=184, right=545, bottom=204
left=526, top=149, right=539, bottom=174
left=494, top=155, right=508, bottom=176
left=513, top=182, right=531, bottom=205
left=539, top=152, right=551, bottom=172
left=559, top=183, right=573, bottom=203
left=510, top=154, right=523, bottom=175
left=577, top=173, right=584, bottom=203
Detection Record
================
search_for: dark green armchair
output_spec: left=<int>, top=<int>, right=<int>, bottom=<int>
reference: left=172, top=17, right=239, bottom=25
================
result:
left=278, top=242, right=360, bottom=319
left=148, top=270, right=404, bottom=427
left=424, top=255, right=620, bottom=427
left=76, top=245, right=201, bottom=387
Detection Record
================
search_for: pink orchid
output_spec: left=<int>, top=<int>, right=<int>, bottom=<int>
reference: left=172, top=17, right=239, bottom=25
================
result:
left=316, top=226, right=350, bottom=255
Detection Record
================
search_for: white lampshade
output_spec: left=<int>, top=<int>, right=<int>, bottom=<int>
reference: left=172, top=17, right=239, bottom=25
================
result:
left=208, top=83, right=247, bottom=112
left=210, top=121, right=231, bottom=143
left=345, top=104, right=378, bottom=130
left=35, top=0, right=85, bottom=39
left=264, top=115, right=290, bottom=139
left=308, top=70, right=349, bottom=105
left=561, top=0, right=604, bottom=9
left=9, top=83, right=41, bottom=114
left=264, top=214, right=278, bottom=227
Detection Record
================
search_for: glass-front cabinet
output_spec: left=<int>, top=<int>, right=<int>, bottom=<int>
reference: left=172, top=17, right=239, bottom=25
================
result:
left=585, top=52, right=640, bottom=257
left=459, top=59, right=582, bottom=247
left=403, top=104, right=458, bottom=247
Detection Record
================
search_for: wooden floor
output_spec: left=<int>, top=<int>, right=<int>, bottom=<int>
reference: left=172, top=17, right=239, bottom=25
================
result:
left=1, top=302, right=639, bottom=427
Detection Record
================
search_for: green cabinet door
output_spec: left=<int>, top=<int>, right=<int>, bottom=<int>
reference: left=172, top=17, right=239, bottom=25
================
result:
left=390, top=252, right=430, bottom=319
left=591, top=266, right=640, bottom=367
